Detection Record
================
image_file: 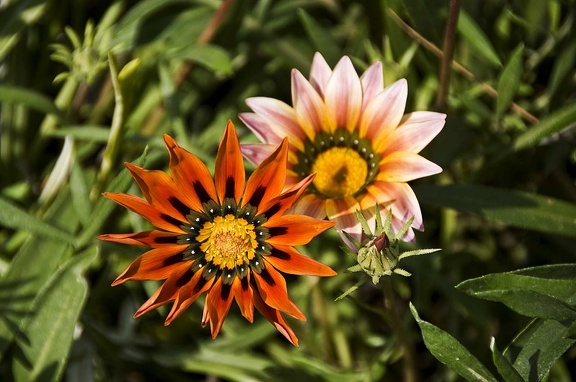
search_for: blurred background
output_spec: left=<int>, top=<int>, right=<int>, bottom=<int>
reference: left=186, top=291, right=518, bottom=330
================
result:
left=1, top=0, right=576, bottom=381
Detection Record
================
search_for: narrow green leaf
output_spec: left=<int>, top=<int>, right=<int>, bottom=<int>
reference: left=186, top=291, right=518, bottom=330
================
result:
left=496, top=44, right=524, bottom=117
left=458, top=10, right=502, bottom=67
left=414, top=184, right=576, bottom=238
left=12, top=246, right=99, bottom=382
left=0, top=0, right=47, bottom=59
left=48, top=126, right=111, bottom=142
left=473, top=289, right=576, bottom=321
left=70, top=161, right=92, bottom=225
left=0, top=191, right=79, bottom=358
left=456, top=268, right=576, bottom=302
left=513, top=100, right=576, bottom=151
left=490, top=338, right=524, bottom=382
left=410, top=303, right=498, bottom=382
left=504, top=318, right=576, bottom=382
left=0, top=197, right=75, bottom=244
left=548, top=40, right=576, bottom=100
left=0, top=85, right=65, bottom=120
left=298, top=9, right=340, bottom=64
left=75, top=147, right=148, bottom=248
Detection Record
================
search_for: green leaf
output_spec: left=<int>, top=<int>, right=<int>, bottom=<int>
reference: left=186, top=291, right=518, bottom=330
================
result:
left=169, top=44, right=233, bottom=75
left=490, top=338, right=524, bottom=382
left=458, top=10, right=502, bottom=67
left=410, top=303, right=498, bottom=382
left=48, top=126, right=111, bottom=142
left=414, top=184, right=576, bottom=238
left=0, top=0, right=47, bottom=59
left=472, top=289, right=576, bottom=321
left=504, top=318, right=576, bottom=382
left=70, top=161, right=93, bottom=226
left=0, top=85, right=65, bottom=120
left=0, top=197, right=76, bottom=244
left=513, top=100, right=576, bottom=151
left=496, top=44, right=524, bottom=117
left=0, top=191, right=79, bottom=358
left=456, top=265, right=576, bottom=302
left=298, top=9, right=340, bottom=65
left=75, top=147, right=148, bottom=248
left=12, top=246, right=99, bottom=382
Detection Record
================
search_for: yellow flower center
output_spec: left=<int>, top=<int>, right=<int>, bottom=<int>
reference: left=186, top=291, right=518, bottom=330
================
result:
left=197, top=214, right=257, bottom=270
left=311, top=147, right=368, bottom=199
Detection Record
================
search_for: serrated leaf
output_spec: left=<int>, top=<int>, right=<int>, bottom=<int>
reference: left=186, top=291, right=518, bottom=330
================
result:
left=0, top=85, right=65, bottom=120
left=414, top=184, right=576, bottom=238
left=410, top=303, right=498, bottom=382
left=496, top=44, right=524, bottom=117
left=298, top=9, right=340, bottom=64
left=458, top=10, right=502, bottom=67
left=490, top=338, right=524, bottom=382
left=12, top=246, right=99, bottom=382
left=513, top=100, right=576, bottom=151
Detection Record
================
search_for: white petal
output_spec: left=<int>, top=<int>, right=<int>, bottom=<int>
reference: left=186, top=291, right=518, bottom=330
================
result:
left=378, top=152, right=442, bottom=183
left=309, top=52, right=332, bottom=97
left=324, top=56, right=363, bottom=132
left=360, top=61, right=384, bottom=112
left=291, top=69, right=327, bottom=139
left=240, top=143, right=277, bottom=166
left=368, top=182, right=423, bottom=231
left=244, top=97, right=305, bottom=144
left=239, top=113, right=283, bottom=145
left=383, top=111, right=446, bottom=155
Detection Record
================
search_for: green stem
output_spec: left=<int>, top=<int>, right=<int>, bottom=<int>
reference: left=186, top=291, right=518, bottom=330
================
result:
left=436, top=0, right=461, bottom=111
left=382, top=278, right=418, bottom=382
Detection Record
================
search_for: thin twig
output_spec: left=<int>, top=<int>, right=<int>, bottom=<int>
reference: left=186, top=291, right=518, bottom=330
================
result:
left=387, top=8, right=539, bottom=125
left=436, top=0, right=461, bottom=110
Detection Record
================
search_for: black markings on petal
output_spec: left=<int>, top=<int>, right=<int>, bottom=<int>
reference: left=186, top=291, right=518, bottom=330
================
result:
left=161, top=213, right=184, bottom=227
left=193, top=274, right=209, bottom=293
left=176, top=269, right=194, bottom=287
left=154, top=236, right=179, bottom=244
left=247, top=186, right=266, bottom=208
left=268, top=226, right=288, bottom=236
left=161, top=253, right=183, bottom=267
left=270, top=248, right=290, bottom=260
left=168, top=196, right=191, bottom=217
left=220, top=283, right=232, bottom=299
left=193, top=181, right=211, bottom=204
left=259, top=267, right=276, bottom=286
left=240, top=276, right=249, bottom=291
left=225, top=177, right=235, bottom=199
left=264, top=203, right=281, bottom=218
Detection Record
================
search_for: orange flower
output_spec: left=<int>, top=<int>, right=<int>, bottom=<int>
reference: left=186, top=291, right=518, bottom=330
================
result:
left=98, top=121, right=335, bottom=346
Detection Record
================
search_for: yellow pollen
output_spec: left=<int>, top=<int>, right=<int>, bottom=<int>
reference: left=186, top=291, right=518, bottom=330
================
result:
left=197, top=214, right=257, bottom=270
left=311, top=147, right=368, bottom=199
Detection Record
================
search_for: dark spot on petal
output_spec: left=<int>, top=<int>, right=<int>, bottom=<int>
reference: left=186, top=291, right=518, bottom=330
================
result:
left=264, top=203, right=280, bottom=218
left=241, top=276, right=249, bottom=290
left=154, top=236, right=179, bottom=244
left=176, top=269, right=194, bottom=287
left=225, top=177, right=235, bottom=199
left=221, top=283, right=232, bottom=300
left=193, top=274, right=209, bottom=293
left=161, top=213, right=184, bottom=227
left=268, top=226, right=288, bottom=236
left=193, top=181, right=211, bottom=204
left=162, top=253, right=183, bottom=267
left=169, top=197, right=191, bottom=217
left=259, top=267, right=276, bottom=286
left=270, top=248, right=290, bottom=260
left=248, top=186, right=266, bottom=208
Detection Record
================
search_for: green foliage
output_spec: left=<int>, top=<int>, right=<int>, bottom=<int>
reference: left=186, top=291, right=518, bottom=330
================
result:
left=1, top=0, right=576, bottom=381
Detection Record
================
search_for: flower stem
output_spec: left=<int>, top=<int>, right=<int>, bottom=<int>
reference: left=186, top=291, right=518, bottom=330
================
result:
left=382, top=278, right=418, bottom=382
left=436, top=0, right=461, bottom=111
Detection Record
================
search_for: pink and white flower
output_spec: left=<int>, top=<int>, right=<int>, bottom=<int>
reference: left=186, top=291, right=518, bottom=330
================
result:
left=239, top=53, right=445, bottom=245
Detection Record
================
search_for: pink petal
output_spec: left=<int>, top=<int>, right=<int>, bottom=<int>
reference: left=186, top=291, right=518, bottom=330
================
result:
left=360, top=79, right=407, bottom=149
left=309, top=52, right=332, bottom=97
left=288, top=193, right=326, bottom=219
left=360, top=61, right=384, bottom=112
left=382, top=111, right=446, bottom=155
left=366, top=182, right=423, bottom=231
left=391, top=213, right=416, bottom=242
left=325, top=197, right=363, bottom=246
left=240, top=143, right=277, bottom=166
left=378, top=151, right=442, bottom=183
left=324, top=56, right=363, bottom=133
left=239, top=112, right=283, bottom=145
left=244, top=97, right=306, bottom=146
left=291, top=69, right=328, bottom=139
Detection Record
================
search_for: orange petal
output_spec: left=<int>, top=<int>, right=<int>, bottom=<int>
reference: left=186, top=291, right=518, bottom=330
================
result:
left=204, top=278, right=235, bottom=338
left=243, top=139, right=288, bottom=212
left=112, top=245, right=189, bottom=285
left=258, top=174, right=314, bottom=218
left=125, top=162, right=191, bottom=221
left=264, top=215, right=334, bottom=246
left=264, top=245, right=336, bottom=277
left=97, top=230, right=181, bottom=247
left=215, top=121, right=245, bottom=204
left=253, top=291, right=299, bottom=346
left=165, top=272, right=215, bottom=324
left=163, top=134, right=218, bottom=210
left=252, top=264, right=305, bottom=321
left=232, top=274, right=254, bottom=322
left=133, top=262, right=192, bottom=317
left=103, top=192, right=186, bottom=233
